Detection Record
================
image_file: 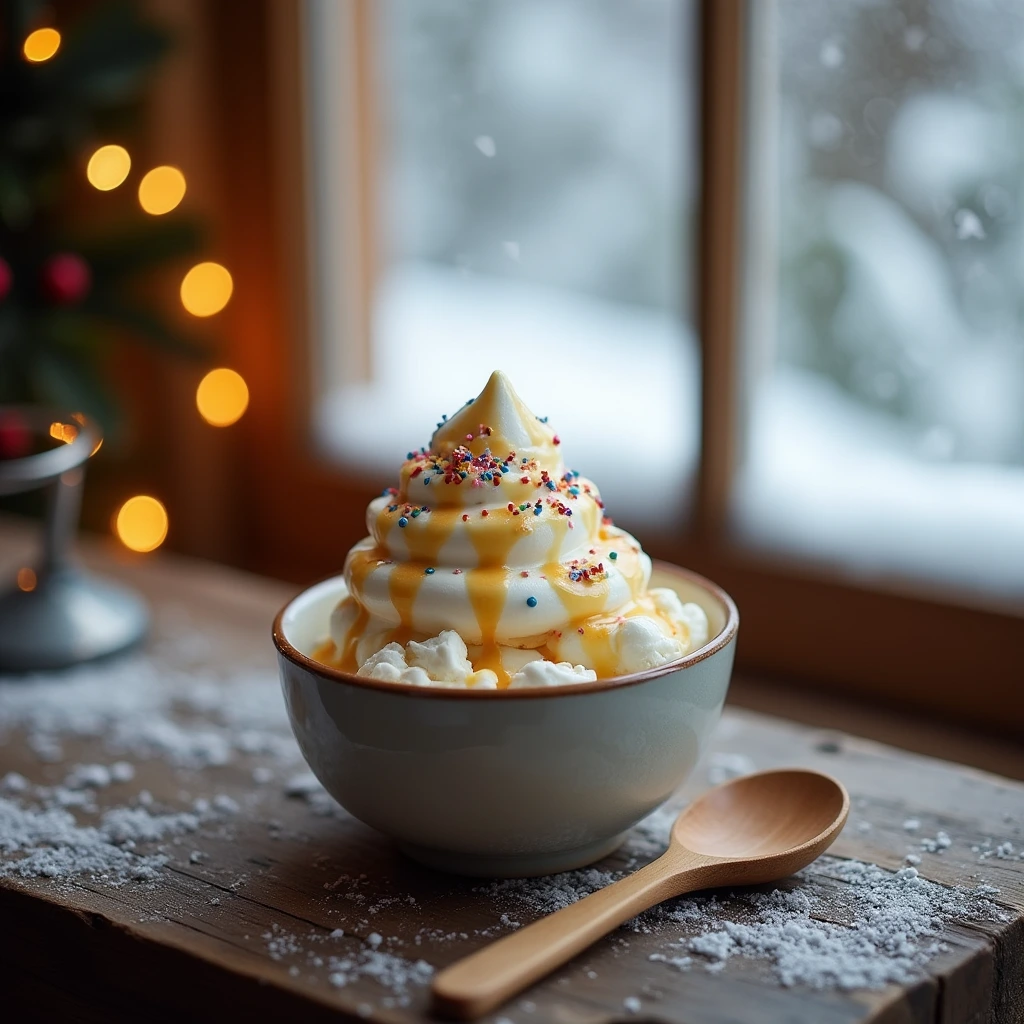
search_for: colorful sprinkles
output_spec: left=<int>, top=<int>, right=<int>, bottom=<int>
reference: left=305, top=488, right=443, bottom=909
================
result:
left=378, top=413, right=623, bottom=561
left=526, top=596, right=538, bottom=607
left=565, top=557, right=608, bottom=584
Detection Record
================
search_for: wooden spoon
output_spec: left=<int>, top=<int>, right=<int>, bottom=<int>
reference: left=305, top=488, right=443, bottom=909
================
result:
left=432, top=768, right=849, bottom=1020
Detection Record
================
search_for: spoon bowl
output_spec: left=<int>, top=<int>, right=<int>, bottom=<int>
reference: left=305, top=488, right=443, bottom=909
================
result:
left=672, top=768, right=849, bottom=881
left=433, top=768, right=849, bottom=1020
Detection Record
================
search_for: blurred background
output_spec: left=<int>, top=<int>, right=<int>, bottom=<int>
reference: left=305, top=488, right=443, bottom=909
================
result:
left=1, top=0, right=1021, bottom=737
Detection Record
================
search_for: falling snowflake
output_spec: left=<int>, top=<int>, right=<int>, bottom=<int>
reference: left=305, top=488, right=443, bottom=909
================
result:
left=954, top=209, right=986, bottom=240
left=474, top=135, right=496, bottom=158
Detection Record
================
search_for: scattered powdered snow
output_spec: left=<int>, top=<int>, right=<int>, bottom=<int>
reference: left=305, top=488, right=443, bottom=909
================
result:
left=284, top=773, right=319, bottom=796
left=213, top=794, right=240, bottom=815
left=0, top=782, right=220, bottom=885
left=0, top=612, right=291, bottom=887
left=264, top=925, right=305, bottom=961
left=625, top=803, right=680, bottom=860
left=328, top=948, right=434, bottom=1005
left=973, top=838, right=1022, bottom=862
left=477, top=866, right=623, bottom=916
left=0, top=618, right=293, bottom=770
left=0, top=795, right=169, bottom=883
left=261, top=923, right=434, bottom=1007
left=471, top=849, right=1006, bottom=994
left=640, top=856, right=1006, bottom=990
left=705, top=751, right=756, bottom=785
left=919, top=830, right=952, bottom=853
left=1, top=771, right=29, bottom=794
left=284, top=772, right=345, bottom=818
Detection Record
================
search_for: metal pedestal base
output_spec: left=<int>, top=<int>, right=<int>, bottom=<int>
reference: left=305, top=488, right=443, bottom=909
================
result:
left=0, top=567, right=149, bottom=672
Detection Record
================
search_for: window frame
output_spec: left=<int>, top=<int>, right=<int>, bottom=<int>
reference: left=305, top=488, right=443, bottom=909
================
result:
left=195, top=0, right=1023, bottom=735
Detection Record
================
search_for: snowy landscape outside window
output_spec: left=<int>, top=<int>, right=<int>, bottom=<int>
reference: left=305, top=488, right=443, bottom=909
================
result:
left=735, top=0, right=1024, bottom=604
left=304, top=0, right=698, bottom=530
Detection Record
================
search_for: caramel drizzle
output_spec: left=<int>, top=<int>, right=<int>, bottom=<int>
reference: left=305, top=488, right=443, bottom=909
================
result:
left=341, top=502, right=458, bottom=666
left=534, top=520, right=649, bottom=678
left=311, top=638, right=338, bottom=666
left=464, top=514, right=523, bottom=687
left=337, top=604, right=368, bottom=672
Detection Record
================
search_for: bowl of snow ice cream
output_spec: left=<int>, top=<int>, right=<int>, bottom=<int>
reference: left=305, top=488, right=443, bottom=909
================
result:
left=273, top=371, right=738, bottom=876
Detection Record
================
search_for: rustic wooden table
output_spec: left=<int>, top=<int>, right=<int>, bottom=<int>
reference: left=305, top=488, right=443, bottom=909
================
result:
left=1, top=522, right=1021, bottom=1023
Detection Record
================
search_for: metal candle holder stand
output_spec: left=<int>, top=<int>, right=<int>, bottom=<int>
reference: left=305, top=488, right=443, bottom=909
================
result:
left=0, top=407, right=149, bottom=672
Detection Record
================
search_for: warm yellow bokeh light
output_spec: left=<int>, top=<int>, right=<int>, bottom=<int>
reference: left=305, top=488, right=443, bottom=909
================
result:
left=23, top=28, right=61, bottom=62
left=49, top=421, right=78, bottom=443
left=180, top=262, right=233, bottom=317
left=86, top=144, right=131, bottom=191
left=16, top=567, right=37, bottom=592
left=138, top=165, right=187, bottom=215
left=196, top=368, right=249, bottom=427
left=115, top=496, right=168, bottom=553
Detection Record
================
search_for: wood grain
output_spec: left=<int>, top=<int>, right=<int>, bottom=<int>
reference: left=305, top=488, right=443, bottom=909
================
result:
left=0, top=521, right=1022, bottom=1023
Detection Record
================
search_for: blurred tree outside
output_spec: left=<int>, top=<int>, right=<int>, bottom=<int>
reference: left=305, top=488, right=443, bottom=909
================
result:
left=778, top=0, right=1024, bottom=467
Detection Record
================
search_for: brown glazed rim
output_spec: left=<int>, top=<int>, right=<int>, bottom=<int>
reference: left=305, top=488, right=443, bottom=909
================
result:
left=271, top=559, right=739, bottom=701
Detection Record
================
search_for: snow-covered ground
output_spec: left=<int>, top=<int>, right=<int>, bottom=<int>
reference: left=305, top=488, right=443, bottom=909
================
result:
left=735, top=367, right=1024, bottom=605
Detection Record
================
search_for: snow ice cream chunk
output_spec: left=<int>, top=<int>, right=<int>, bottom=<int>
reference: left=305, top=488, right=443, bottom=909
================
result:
left=615, top=618, right=687, bottom=674
left=507, top=660, right=597, bottom=688
left=406, top=631, right=474, bottom=682
left=650, top=588, right=709, bottom=651
left=357, top=637, right=498, bottom=689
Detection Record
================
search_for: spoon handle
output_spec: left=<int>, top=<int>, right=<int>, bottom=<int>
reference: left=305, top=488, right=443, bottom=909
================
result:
left=432, top=849, right=711, bottom=1020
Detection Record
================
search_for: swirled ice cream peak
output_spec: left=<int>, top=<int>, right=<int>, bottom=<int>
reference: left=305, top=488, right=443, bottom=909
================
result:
left=314, top=371, right=708, bottom=689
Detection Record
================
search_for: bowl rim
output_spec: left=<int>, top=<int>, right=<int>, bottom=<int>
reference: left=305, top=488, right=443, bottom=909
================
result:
left=272, top=559, right=739, bottom=700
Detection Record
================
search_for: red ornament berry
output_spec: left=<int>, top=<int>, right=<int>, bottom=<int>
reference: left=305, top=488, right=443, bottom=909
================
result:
left=0, top=410, right=32, bottom=460
left=0, top=258, right=11, bottom=301
left=42, top=253, right=91, bottom=305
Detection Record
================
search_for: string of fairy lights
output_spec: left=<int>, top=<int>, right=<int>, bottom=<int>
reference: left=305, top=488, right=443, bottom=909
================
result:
left=23, top=24, right=250, bottom=556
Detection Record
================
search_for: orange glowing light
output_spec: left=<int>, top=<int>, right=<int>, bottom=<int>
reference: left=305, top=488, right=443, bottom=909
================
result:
left=71, top=412, right=102, bottom=454
left=180, top=262, right=233, bottom=317
left=86, top=144, right=131, bottom=191
left=16, top=567, right=37, bottom=592
left=23, top=28, right=61, bottom=62
left=196, top=368, right=249, bottom=427
left=49, top=421, right=78, bottom=443
left=138, top=165, right=187, bottom=215
left=115, top=496, right=168, bottom=553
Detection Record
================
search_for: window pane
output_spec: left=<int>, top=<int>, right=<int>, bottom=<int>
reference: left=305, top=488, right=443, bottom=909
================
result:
left=310, top=0, right=698, bottom=529
left=736, top=0, right=1024, bottom=602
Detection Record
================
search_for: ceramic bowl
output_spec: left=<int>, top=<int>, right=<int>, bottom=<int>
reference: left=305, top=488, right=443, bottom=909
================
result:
left=273, top=561, right=738, bottom=877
